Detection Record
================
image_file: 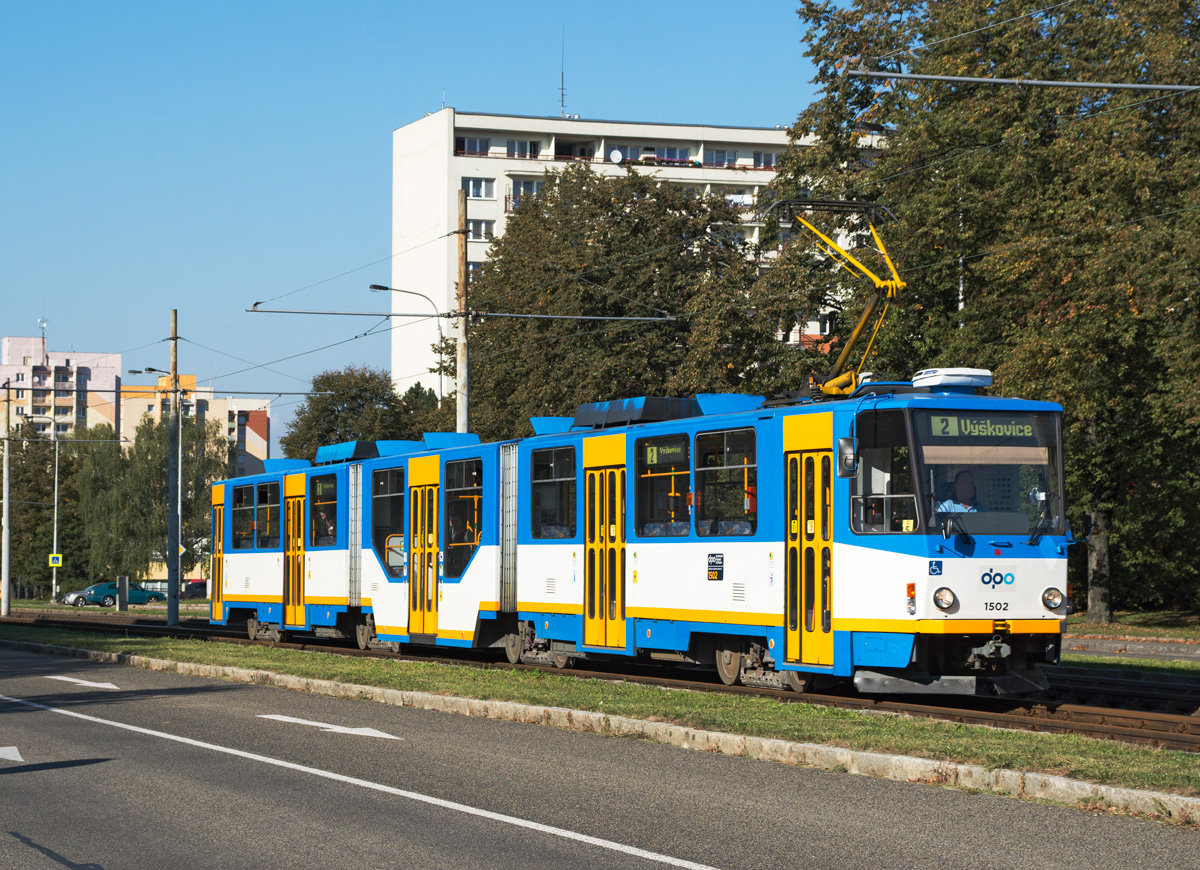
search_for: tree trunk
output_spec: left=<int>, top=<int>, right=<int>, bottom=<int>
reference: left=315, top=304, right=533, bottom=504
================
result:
left=1086, top=507, right=1113, bottom=624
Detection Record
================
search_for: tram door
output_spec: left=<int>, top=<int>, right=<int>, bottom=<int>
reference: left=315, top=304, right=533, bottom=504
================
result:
left=283, top=473, right=306, bottom=627
left=211, top=485, right=225, bottom=622
left=785, top=451, right=833, bottom=666
left=584, top=434, right=627, bottom=649
left=408, top=455, right=440, bottom=638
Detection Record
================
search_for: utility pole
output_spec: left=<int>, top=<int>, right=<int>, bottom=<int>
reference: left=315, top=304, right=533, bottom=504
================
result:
left=167, top=310, right=180, bottom=625
left=456, top=188, right=469, bottom=434
left=2, top=379, right=10, bottom=618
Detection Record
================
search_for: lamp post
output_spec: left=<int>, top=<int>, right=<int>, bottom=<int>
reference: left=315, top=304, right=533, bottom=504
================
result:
left=132, top=352, right=181, bottom=625
left=23, top=414, right=59, bottom=602
left=369, top=284, right=445, bottom=399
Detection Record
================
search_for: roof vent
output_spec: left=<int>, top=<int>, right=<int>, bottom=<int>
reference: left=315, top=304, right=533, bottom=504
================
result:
left=911, top=368, right=993, bottom=389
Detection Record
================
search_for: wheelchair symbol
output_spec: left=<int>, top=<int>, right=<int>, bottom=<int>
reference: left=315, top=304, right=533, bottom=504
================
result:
left=928, top=560, right=943, bottom=576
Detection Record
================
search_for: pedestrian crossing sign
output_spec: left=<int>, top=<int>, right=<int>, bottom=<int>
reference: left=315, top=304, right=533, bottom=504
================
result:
left=49, top=554, right=63, bottom=568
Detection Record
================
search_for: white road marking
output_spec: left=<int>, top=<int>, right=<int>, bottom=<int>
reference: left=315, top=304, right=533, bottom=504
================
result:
left=46, top=676, right=120, bottom=690
left=0, top=692, right=719, bottom=869
left=1, top=746, right=24, bottom=762
left=257, top=714, right=401, bottom=739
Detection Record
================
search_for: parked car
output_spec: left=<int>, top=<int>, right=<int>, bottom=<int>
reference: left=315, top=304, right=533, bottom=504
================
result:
left=180, top=580, right=208, bottom=600
left=76, top=581, right=165, bottom=607
left=61, top=587, right=97, bottom=606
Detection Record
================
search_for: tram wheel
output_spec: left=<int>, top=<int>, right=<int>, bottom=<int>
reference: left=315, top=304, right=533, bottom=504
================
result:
left=503, top=633, right=523, bottom=665
left=784, top=670, right=811, bottom=694
left=715, top=649, right=743, bottom=686
left=355, top=616, right=375, bottom=651
left=550, top=652, right=575, bottom=670
left=246, top=617, right=259, bottom=641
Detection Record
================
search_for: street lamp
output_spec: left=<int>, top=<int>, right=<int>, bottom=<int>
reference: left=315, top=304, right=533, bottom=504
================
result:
left=23, top=414, right=59, bottom=602
left=130, top=359, right=182, bottom=623
left=370, top=284, right=445, bottom=399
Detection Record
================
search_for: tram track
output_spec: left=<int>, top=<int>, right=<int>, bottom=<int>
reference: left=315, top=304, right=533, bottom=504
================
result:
left=5, top=611, right=1199, bottom=753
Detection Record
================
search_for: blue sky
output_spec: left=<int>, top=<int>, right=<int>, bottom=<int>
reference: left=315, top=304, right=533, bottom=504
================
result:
left=1, top=2, right=815, bottom=449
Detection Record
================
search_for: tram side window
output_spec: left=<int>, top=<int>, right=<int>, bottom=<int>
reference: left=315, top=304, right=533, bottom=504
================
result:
left=372, top=468, right=405, bottom=577
left=232, top=484, right=255, bottom=549
left=695, top=429, right=756, bottom=536
left=445, top=458, right=482, bottom=577
left=636, top=435, right=690, bottom=537
left=531, top=447, right=576, bottom=539
left=256, top=481, right=280, bottom=548
left=851, top=410, right=919, bottom=534
left=310, top=474, right=338, bottom=546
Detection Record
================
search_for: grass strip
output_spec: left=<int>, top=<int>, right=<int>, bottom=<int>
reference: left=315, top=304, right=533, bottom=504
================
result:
left=1061, top=654, right=1200, bottom=679
left=2, top=624, right=1197, bottom=799
left=1066, top=611, right=1200, bottom=641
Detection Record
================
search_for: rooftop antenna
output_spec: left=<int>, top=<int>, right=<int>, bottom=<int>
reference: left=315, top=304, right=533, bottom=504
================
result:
left=37, top=317, right=48, bottom=367
left=560, top=25, right=566, bottom=117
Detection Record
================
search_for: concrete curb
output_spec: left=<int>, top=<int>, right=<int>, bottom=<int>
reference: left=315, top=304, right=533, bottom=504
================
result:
left=6, top=639, right=1198, bottom=824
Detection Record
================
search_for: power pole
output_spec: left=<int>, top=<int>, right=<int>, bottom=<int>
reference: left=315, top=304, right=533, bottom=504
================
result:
left=456, top=188, right=469, bottom=434
left=167, top=310, right=180, bottom=625
left=2, top=379, right=10, bottom=617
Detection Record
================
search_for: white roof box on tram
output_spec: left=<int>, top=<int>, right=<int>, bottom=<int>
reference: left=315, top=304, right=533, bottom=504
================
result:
left=911, top=367, right=993, bottom=389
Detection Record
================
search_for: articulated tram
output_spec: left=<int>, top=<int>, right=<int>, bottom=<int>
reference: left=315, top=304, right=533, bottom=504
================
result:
left=210, top=368, right=1071, bottom=694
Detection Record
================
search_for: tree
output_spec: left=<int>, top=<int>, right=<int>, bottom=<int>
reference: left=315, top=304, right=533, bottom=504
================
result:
left=460, top=162, right=800, bottom=441
left=73, top=418, right=230, bottom=582
left=780, top=0, right=1200, bottom=619
left=280, top=366, right=439, bottom=460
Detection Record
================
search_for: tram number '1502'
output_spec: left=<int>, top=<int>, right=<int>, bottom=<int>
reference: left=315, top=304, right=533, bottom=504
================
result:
left=708, top=554, right=724, bottom=582
left=984, top=602, right=1010, bottom=611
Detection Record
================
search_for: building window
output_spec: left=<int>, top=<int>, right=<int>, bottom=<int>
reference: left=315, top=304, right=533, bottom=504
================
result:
left=753, top=151, right=777, bottom=169
left=55, top=373, right=70, bottom=382
left=55, top=406, right=70, bottom=416
left=455, top=136, right=490, bottom=156
left=467, top=261, right=483, bottom=279
left=256, top=482, right=280, bottom=548
left=32, top=406, right=48, bottom=415
left=372, top=468, right=405, bottom=578
left=76, top=407, right=86, bottom=417
left=15, top=373, right=23, bottom=382
left=55, top=390, right=69, bottom=398
left=55, top=424, right=69, bottom=434
left=508, top=179, right=545, bottom=210
left=611, top=145, right=642, bottom=163
left=232, top=484, right=255, bottom=549
left=445, top=458, right=482, bottom=577
left=14, top=390, right=23, bottom=399
left=15, top=408, right=24, bottom=416
left=310, top=474, right=338, bottom=547
left=656, top=146, right=691, bottom=163
left=461, top=177, right=495, bottom=199
left=531, top=447, right=576, bottom=539
left=635, top=435, right=690, bottom=537
left=506, top=139, right=540, bottom=159
left=466, top=219, right=494, bottom=241
left=695, top=429, right=757, bottom=536
left=705, top=149, right=738, bottom=167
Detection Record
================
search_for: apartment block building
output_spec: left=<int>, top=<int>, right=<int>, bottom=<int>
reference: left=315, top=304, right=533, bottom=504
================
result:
left=0, top=336, right=122, bottom=435
left=390, top=109, right=795, bottom=393
left=120, top=375, right=271, bottom=476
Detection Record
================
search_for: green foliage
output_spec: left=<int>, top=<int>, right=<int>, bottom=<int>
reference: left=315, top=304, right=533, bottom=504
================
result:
left=463, top=163, right=798, bottom=441
left=73, top=418, right=230, bottom=581
left=781, top=0, right=1200, bottom=617
left=279, top=366, right=440, bottom=460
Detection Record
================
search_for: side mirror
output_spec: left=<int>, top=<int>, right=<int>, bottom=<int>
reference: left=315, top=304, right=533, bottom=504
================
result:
left=836, top=437, right=858, bottom=478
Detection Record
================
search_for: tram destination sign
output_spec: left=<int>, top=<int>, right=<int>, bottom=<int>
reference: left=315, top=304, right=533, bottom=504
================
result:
left=927, top=414, right=1037, bottom=442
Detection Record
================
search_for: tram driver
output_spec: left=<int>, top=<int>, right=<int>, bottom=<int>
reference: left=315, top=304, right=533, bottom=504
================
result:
left=935, top=469, right=984, bottom=513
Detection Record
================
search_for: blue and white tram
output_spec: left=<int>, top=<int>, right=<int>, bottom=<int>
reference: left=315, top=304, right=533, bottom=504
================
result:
left=210, top=368, right=1070, bottom=694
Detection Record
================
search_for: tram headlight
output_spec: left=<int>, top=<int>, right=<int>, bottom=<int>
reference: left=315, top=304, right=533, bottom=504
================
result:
left=933, top=587, right=956, bottom=611
left=1042, top=587, right=1064, bottom=610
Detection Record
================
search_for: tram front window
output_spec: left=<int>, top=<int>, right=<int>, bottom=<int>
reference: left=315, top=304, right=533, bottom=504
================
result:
left=851, top=410, right=919, bottom=534
left=913, top=410, right=1064, bottom=537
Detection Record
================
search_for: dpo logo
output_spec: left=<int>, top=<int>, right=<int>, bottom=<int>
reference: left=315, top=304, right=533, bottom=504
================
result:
left=981, top=569, right=1016, bottom=587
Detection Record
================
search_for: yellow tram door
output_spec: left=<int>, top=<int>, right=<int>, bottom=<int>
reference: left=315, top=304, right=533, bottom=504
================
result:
left=408, top=456, right=440, bottom=638
left=784, top=414, right=835, bottom=668
left=584, top=434, right=627, bottom=649
left=211, top=485, right=225, bottom=622
left=785, top=451, right=834, bottom=666
left=283, top=473, right=306, bottom=627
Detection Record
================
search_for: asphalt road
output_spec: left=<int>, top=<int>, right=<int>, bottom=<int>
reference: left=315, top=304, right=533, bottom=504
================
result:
left=1, top=648, right=1197, bottom=870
